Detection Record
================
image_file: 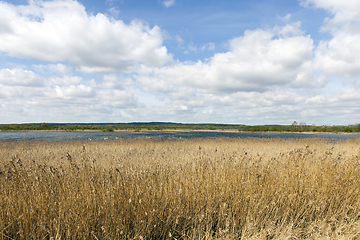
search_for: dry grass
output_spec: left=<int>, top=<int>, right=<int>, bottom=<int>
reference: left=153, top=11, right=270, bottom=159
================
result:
left=1, top=138, right=360, bottom=239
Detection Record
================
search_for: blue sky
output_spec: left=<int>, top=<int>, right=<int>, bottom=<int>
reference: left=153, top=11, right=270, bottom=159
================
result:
left=1, top=0, right=360, bottom=125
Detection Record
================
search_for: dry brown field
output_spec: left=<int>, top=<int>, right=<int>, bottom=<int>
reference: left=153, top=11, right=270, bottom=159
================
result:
left=1, top=138, right=360, bottom=239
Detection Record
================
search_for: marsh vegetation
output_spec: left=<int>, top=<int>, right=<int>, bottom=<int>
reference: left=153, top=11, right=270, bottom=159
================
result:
left=1, top=138, right=360, bottom=239
left=1, top=122, right=360, bottom=133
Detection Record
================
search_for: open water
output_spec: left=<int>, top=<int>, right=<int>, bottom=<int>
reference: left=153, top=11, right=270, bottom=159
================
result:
left=1, top=131, right=360, bottom=141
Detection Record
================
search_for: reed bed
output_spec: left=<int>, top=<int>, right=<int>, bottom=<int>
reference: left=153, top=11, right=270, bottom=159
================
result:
left=1, top=138, right=360, bottom=239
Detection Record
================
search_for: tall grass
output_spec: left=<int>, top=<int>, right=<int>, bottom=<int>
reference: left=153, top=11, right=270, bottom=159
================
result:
left=1, top=138, right=360, bottom=239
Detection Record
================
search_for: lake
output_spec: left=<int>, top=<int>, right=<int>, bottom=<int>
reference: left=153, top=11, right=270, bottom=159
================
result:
left=1, top=131, right=360, bottom=141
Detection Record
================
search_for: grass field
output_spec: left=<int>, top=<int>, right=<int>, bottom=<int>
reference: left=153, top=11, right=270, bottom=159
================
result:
left=1, top=138, right=360, bottom=239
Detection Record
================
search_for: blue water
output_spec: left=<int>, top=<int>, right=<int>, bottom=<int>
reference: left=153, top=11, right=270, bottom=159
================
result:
left=1, top=131, right=360, bottom=141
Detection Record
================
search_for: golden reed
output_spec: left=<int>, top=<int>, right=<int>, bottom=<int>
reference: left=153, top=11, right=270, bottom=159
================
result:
left=1, top=138, right=360, bottom=239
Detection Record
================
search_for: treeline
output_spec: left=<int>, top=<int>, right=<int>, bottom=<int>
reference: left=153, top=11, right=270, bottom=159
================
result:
left=0, top=123, right=229, bottom=132
left=240, top=124, right=360, bottom=133
left=1, top=122, right=360, bottom=133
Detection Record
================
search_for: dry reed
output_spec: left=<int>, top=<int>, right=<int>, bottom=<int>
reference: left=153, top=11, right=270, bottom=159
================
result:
left=1, top=138, right=360, bottom=239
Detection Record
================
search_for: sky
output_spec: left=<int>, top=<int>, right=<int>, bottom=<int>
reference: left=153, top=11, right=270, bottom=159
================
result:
left=0, top=0, right=360, bottom=125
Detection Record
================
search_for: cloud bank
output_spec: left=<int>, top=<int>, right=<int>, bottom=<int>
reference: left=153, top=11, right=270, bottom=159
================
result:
left=0, top=0, right=360, bottom=124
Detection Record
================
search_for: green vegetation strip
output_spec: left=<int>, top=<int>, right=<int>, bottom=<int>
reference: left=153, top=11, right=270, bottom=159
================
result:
left=1, top=122, right=360, bottom=133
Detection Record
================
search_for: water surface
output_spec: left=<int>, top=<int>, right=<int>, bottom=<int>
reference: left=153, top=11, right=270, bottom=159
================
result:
left=1, top=131, right=360, bottom=141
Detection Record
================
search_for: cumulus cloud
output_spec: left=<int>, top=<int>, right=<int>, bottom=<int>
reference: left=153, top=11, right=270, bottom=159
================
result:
left=0, top=0, right=172, bottom=73
left=302, top=1, right=360, bottom=79
left=136, top=23, right=316, bottom=94
left=0, top=68, right=44, bottom=87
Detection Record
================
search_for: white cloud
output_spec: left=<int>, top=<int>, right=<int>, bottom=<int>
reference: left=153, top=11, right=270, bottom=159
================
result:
left=302, top=1, right=360, bottom=79
left=137, top=23, right=316, bottom=94
left=274, top=21, right=304, bottom=38
left=1, top=64, right=360, bottom=124
left=0, top=0, right=172, bottom=73
left=0, top=66, right=139, bottom=123
left=99, top=75, right=133, bottom=89
left=97, top=90, right=138, bottom=108
left=163, top=0, right=176, bottom=8
left=0, top=68, right=44, bottom=87
left=55, top=85, right=95, bottom=99
left=50, top=76, right=82, bottom=86
left=314, top=34, right=360, bottom=78
left=33, top=63, right=72, bottom=75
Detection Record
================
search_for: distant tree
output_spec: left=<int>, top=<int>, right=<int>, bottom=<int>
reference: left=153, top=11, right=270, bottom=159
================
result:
left=356, top=124, right=360, bottom=132
left=299, top=122, right=306, bottom=131
left=291, top=121, right=298, bottom=130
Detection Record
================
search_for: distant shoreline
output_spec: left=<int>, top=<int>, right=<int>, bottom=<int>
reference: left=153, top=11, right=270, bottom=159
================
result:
left=1, top=123, right=359, bottom=134
left=1, top=129, right=359, bottom=134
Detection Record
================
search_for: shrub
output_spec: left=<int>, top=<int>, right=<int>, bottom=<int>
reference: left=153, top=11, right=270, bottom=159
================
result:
left=344, top=127, right=353, bottom=132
